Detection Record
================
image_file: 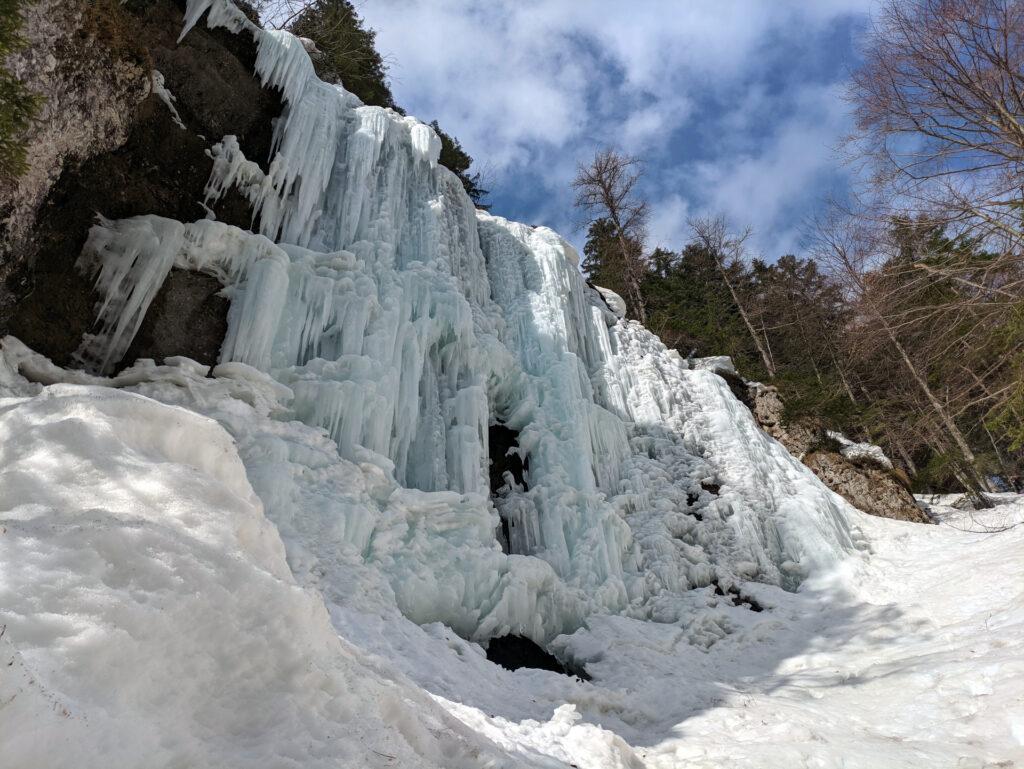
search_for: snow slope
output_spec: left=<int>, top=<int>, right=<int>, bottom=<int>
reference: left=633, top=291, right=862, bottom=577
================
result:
left=0, top=383, right=541, bottom=768
left=0, top=1, right=1021, bottom=766
left=2, top=362, right=1021, bottom=767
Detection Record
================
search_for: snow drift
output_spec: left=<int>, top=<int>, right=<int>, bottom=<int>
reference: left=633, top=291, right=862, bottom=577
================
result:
left=0, top=384, right=528, bottom=768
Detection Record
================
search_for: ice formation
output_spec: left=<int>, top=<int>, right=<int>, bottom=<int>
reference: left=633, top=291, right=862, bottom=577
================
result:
left=827, top=429, right=894, bottom=470
left=150, top=70, right=187, bottom=131
left=5, top=4, right=1024, bottom=766
left=48, top=0, right=865, bottom=643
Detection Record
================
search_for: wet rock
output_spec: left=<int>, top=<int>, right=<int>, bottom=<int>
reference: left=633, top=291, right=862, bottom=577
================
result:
left=122, top=269, right=229, bottom=368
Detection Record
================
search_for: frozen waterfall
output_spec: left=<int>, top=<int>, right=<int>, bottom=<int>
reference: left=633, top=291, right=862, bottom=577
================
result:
left=51, top=0, right=861, bottom=642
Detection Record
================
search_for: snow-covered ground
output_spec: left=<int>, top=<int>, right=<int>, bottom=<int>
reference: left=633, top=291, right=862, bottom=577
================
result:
left=2, top=351, right=1021, bottom=769
left=1, top=1, right=1022, bottom=766
left=341, top=491, right=1024, bottom=769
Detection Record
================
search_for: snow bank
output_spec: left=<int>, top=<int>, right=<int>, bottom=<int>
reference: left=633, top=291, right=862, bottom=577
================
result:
left=0, top=384, right=553, bottom=768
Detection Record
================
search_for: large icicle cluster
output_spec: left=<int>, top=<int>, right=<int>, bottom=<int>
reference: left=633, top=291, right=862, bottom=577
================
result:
left=62, top=0, right=861, bottom=641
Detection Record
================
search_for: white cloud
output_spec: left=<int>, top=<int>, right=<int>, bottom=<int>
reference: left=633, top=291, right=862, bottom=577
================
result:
left=647, top=194, right=691, bottom=251
left=621, top=98, right=692, bottom=153
left=688, top=83, right=853, bottom=257
left=358, top=0, right=874, bottom=256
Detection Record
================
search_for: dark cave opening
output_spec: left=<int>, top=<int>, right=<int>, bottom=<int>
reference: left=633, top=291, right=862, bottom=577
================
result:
left=489, top=423, right=528, bottom=553
left=711, top=579, right=764, bottom=612
left=700, top=480, right=722, bottom=495
left=488, top=424, right=528, bottom=492
left=485, top=634, right=590, bottom=680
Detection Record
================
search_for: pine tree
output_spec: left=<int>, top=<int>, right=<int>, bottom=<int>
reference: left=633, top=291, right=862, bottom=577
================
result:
left=289, top=0, right=397, bottom=109
left=0, top=0, right=40, bottom=180
left=429, top=121, right=488, bottom=208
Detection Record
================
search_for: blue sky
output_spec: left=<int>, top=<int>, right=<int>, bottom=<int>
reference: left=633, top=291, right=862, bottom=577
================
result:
left=358, top=0, right=875, bottom=259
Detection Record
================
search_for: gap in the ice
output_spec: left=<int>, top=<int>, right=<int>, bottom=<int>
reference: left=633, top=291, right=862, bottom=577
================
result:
left=485, top=634, right=590, bottom=680
left=488, top=422, right=528, bottom=554
left=711, top=579, right=764, bottom=612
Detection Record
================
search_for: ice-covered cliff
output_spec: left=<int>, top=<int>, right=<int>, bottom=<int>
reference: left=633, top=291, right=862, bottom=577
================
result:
left=29, top=0, right=858, bottom=640
left=17, top=0, right=860, bottom=633
left=0, top=2, right=878, bottom=766
left=5, top=4, right=1023, bottom=767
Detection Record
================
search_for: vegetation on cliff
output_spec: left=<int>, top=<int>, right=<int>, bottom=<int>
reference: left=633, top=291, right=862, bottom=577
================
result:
left=0, top=0, right=40, bottom=179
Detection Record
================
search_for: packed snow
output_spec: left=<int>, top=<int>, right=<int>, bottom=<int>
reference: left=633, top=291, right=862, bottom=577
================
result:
left=1, top=1, right=1021, bottom=766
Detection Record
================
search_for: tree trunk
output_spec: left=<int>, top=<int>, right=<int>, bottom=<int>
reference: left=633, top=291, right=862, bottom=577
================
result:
left=891, top=434, right=918, bottom=478
left=868, top=304, right=991, bottom=491
left=613, top=230, right=647, bottom=324
left=831, top=351, right=858, bottom=404
left=717, top=260, right=775, bottom=378
left=888, top=330, right=989, bottom=489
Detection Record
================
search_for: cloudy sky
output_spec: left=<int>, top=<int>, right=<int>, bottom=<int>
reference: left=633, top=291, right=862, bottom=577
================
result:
left=358, top=0, right=876, bottom=259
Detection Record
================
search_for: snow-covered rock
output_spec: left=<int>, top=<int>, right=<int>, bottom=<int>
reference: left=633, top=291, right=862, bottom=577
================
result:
left=826, top=429, right=893, bottom=470
left=593, top=285, right=627, bottom=318
left=745, top=381, right=927, bottom=523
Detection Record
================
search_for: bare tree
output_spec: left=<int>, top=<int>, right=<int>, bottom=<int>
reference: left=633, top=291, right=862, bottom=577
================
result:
left=850, top=0, right=1024, bottom=246
left=573, top=149, right=650, bottom=323
left=841, top=0, right=1024, bottom=489
left=812, top=212, right=997, bottom=491
left=689, top=215, right=776, bottom=378
left=249, top=0, right=312, bottom=29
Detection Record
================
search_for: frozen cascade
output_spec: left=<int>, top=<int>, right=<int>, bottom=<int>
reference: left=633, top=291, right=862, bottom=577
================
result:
left=56, top=0, right=862, bottom=642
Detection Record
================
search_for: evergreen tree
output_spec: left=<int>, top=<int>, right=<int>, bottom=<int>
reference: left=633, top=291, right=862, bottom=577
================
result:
left=642, top=243, right=760, bottom=371
left=581, top=218, right=629, bottom=299
left=429, top=121, right=488, bottom=208
left=289, top=0, right=397, bottom=109
left=0, top=0, right=40, bottom=180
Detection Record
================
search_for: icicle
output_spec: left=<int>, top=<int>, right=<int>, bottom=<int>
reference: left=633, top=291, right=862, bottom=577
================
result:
left=75, top=216, right=186, bottom=373
left=179, top=0, right=253, bottom=44
left=150, top=71, right=187, bottom=130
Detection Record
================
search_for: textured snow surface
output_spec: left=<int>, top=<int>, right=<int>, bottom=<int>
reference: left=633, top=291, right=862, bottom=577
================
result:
left=0, top=383, right=589, bottom=769
left=2, top=2, right=1020, bottom=766
left=827, top=429, right=894, bottom=470
left=1, top=368, right=1020, bottom=768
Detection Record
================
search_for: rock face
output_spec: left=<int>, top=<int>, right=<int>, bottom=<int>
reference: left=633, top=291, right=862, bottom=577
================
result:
left=747, top=384, right=818, bottom=456
left=0, top=0, right=149, bottom=276
left=0, top=0, right=279, bottom=369
left=748, top=382, right=931, bottom=524
left=803, top=451, right=931, bottom=524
